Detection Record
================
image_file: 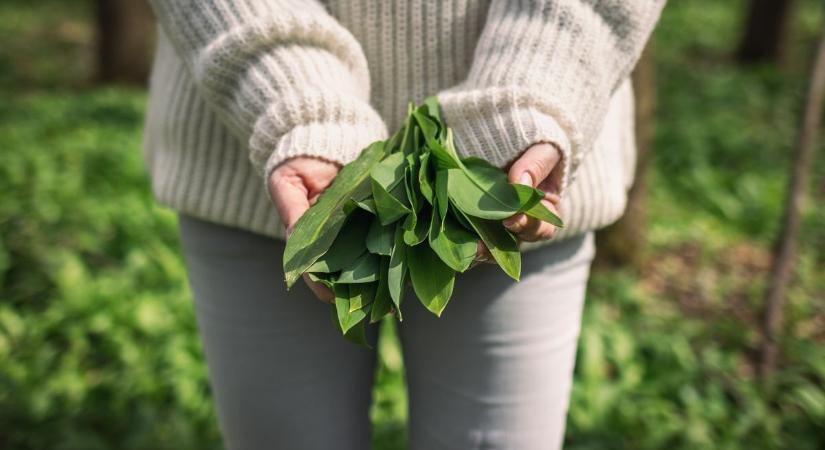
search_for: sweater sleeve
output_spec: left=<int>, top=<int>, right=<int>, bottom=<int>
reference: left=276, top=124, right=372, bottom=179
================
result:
left=147, top=0, right=388, bottom=179
left=437, top=0, right=665, bottom=193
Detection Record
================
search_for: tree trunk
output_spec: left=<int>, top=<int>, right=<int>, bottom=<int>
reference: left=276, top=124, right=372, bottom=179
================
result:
left=594, top=45, right=655, bottom=270
left=760, top=25, right=825, bottom=377
left=96, top=0, right=155, bottom=85
left=737, top=0, right=795, bottom=65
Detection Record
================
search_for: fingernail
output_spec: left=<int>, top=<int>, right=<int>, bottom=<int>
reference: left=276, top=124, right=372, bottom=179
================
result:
left=519, top=172, right=533, bottom=187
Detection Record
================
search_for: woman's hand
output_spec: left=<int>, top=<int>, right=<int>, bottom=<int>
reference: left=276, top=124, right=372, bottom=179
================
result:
left=269, top=156, right=340, bottom=302
left=477, top=142, right=564, bottom=262
left=503, top=142, right=563, bottom=241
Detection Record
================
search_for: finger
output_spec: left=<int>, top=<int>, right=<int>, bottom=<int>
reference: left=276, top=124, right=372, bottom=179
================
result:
left=518, top=220, right=557, bottom=242
left=513, top=216, right=544, bottom=242
left=302, top=160, right=340, bottom=195
left=508, top=143, right=561, bottom=188
left=471, top=241, right=494, bottom=268
left=271, top=179, right=310, bottom=236
left=514, top=198, right=560, bottom=242
left=503, top=213, right=529, bottom=234
left=302, top=273, right=335, bottom=303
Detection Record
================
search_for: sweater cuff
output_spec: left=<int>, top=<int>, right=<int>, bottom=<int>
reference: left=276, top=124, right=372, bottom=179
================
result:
left=262, top=118, right=388, bottom=181
left=438, top=89, right=574, bottom=196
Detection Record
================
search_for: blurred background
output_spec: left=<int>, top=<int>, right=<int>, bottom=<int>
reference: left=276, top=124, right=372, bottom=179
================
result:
left=1, top=0, right=824, bottom=449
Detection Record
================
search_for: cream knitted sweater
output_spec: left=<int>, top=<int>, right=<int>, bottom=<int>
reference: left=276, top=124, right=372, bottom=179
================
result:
left=144, top=0, right=664, bottom=242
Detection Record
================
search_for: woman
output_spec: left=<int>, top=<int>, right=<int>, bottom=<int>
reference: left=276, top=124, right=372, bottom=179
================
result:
left=144, top=1, right=664, bottom=449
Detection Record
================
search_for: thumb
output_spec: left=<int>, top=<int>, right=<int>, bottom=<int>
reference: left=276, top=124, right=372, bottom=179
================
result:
left=271, top=181, right=310, bottom=237
left=508, top=143, right=561, bottom=188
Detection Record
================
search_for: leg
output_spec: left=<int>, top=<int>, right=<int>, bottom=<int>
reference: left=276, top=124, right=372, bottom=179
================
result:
left=400, top=234, right=595, bottom=450
left=179, top=215, right=377, bottom=450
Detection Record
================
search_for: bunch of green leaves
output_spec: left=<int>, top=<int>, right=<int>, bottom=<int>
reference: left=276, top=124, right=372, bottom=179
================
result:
left=283, top=97, right=562, bottom=345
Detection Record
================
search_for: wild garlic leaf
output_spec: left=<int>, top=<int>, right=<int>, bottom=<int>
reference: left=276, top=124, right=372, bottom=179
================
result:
left=337, top=252, right=381, bottom=283
left=512, top=184, right=564, bottom=227
left=521, top=199, right=564, bottom=227
left=457, top=209, right=521, bottom=281
left=407, top=243, right=455, bottom=317
left=423, top=95, right=441, bottom=121
left=435, top=169, right=449, bottom=226
left=511, top=183, right=543, bottom=211
left=283, top=141, right=386, bottom=288
left=349, top=282, right=377, bottom=312
left=334, top=284, right=368, bottom=334
left=366, top=217, right=394, bottom=256
left=428, top=208, right=477, bottom=273
left=387, top=225, right=407, bottom=316
left=414, top=111, right=460, bottom=169
left=371, top=178, right=410, bottom=225
left=462, top=157, right=563, bottom=226
left=447, top=167, right=521, bottom=220
left=403, top=163, right=421, bottom=213
left=370, top=257, right=393, bottom=323
left=345, top=198, right=377, bottom=215
left=403, top=206, right=430, bottom=246
left=372, top=150, right=406, bottom=190
left=307, top=272, right=336, bottom=289
left=400, top=115, right=415, bottom=156
left=418, top=150, right=434, bottom=203
left=385, top=118, right=407, bottom=154
left=343, top=315, right=370, bottom=348
left=306, top=210, right=371, bottom=273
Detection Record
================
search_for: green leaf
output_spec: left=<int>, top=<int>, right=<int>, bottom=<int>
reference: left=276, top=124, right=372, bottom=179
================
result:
left=423, top=95, right=442, bottom=121
left=403, top=162, right=422, bottom=213
left=370, top=257, right=394, bottom=323
left=307, top=272, right=336, bottom=289
left=407, top=243, right=455, bottom=317
left=512, top=184, right=564, bottom=227
left=446, top=166, right=521, bottom=220
left=344, top=198, right=377, bottom=215
left=435, top=169, right=449, bottom=225
left=283, top=141, right=386, bottom=288
left=306, top=210, right=371, bottom=273
left=371, top=151, right=406, bottom=190
left=371, top=178, right=410, bottom=225
left=457, top=209, right=521, bottom=281
left=403, top=206, right=430, bottom=246
left=450, top=204, right=473, bottom=230
left=387, top=225, right=407, bottom=317
left=429, top=208, right=477, bottom=272
left=385, top=118, right=408, bottom=154
left=461, top=157, right=563, bottom=226
left=418, top=150, right=434, bottom=203
left=349, top=282, right=377, bottom=312
left=399, top=115, right=415, bottom=156
left=343, top=317, right=370, bottom=347
left=366, top=217, right=394, bottom=255
left=414, top=111, right=460, bottom=169
left=511, top=183, right=543, bottom=211
left=334, top=284, right=368, bottom=334
left=521, top=199, right=564, bottom=227
left=337, top=252, right=380, bottom=283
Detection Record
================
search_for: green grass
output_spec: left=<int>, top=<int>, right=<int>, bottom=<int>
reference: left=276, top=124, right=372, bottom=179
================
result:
left=1, top=1, right=824, bottom=449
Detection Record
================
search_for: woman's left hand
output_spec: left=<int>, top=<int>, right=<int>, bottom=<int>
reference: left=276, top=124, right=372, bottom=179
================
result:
left=475, top=142, right=563, bottom=263
left=502, top=142, right=564, bottom=242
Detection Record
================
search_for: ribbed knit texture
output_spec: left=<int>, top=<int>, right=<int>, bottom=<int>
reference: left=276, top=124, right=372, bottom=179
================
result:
left=144, top=0, right=664, bottom=242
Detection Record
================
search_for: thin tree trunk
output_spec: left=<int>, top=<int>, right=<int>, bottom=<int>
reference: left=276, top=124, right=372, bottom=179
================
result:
left=737, top=0, right=795, bottom=65
left=760, top=25, right=825, bottom=377
left=595, top=44, right=655, bottom=269
left=96, top=0, right=155, bottom=85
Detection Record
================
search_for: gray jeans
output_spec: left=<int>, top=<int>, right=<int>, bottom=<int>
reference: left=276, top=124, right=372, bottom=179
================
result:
left=179, top=214, right=594, bottom=450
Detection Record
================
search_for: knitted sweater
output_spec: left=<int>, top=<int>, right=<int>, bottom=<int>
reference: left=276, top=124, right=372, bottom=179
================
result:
left=144, top=0, right=664, bottom=242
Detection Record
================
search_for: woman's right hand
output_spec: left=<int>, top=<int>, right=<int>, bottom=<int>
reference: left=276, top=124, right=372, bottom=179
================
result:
left=269, top=156, right=340, bottom=303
